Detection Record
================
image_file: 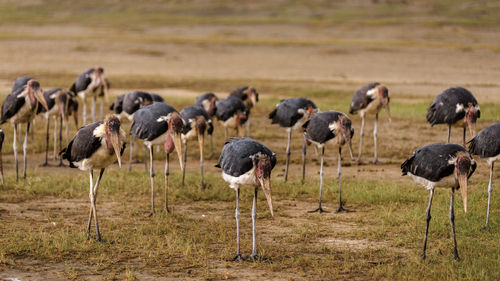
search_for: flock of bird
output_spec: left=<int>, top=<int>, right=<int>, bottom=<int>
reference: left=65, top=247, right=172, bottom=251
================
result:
left=0, top=67, right=498, bottom=261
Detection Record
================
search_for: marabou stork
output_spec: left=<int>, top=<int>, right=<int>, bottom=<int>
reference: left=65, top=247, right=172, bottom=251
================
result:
left=109, top=94, right=125, bottom=116
left=1, top=78, right=48, bottom=180
left=401, top=143, right=476, bottom=260
left=180, top=105, right=213, bottom=188
left=130, top=102, right=184, bottom=214
left=37, top=88, right=79, bottom=166
left=215, top=96, right=249, bottom=140
left=70, top=67, right=108, bottom=125
left=349, top=83, right=391, bottom=164
left=194, top=92, right=218, bottom=157
left=0, top=129, right=4, bottom=184
left=303, top=111, right=354, bottom=213
left=215, top=137, right=276, bottom=261
left=468, top=122, right=500, bottom=227
left=60, top=115, right=126, bottom=241
left=230, top=86, right=258, bottom=136
left=427, top=87, right=480, bottom=147
left=269, top=97, right=319, bottom=183
left=150, top=93, right=164, bottom=103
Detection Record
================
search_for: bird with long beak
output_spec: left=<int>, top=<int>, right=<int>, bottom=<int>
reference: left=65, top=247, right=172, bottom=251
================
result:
left=180, top=105, right=213, bottom=188
left=427, top=87, right=480, bottom=147
left=60, top=115, right=126, bottom=241
left=0, top=128, right=4, bottom=185
left=230, top=86, right=259, bottom=136
left=216, top=138, right=276, bottom=261
left=130, top=102, right=184, bottom=215
left=303, top=111, right=354, bottom=213
left=194, top=92, right=218, bottom=158
left=402, top=143, right=476, bottom=260
left=70, top=67, right=107, bottom=125
left=1, top=78, right=49, bottom=180
left=349, top=83, right=391, bottom=164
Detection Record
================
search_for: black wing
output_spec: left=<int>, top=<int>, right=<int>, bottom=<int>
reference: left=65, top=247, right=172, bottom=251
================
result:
left=1, top=86, right=27, bottom=124
left=150, top=93, right=164, bottom=103
left=61, top=121, right=103, bottom=168
left=0, top=129, right=4, bottom=150
left=181, top=105, right=212, bottom=135
left=468, top=122, right=500, bottom=158
left=215, top=96, right=248, bottom=122
left=303, top=111, right=345, bottom=144
left=195, top=93, right=217, bottom=106
left=70, top=68, right=94, bottom=93
left=122, top=91, right=153, bottom=115
left=215, top=137, right=276, bottom=177
left=229, top=86, right=249, bottom=101
left=130, top=102, right=177, bottom=141
left=269, top=97, right=317, bottom=127
left=349, top=82, right=379, bottom=114
left=401, top=143, right=467, bottom=181
left=11, top=77, right=32, bottom=93
left=426, top=87, right=479, bottom=125
left=110, top=95, right=125, bottom=113
left=37, top=88, right=59, bottom=114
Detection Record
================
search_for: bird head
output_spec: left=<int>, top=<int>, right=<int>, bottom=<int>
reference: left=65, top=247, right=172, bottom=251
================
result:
left=104, top=114, right=123, bottom=168
left=450, top=151, right=476, bottom=213
left=28, top=79, right=48, bottom=111
left=208, top=96, right=218, bottom=117
left=378, top=85, right=391, bottom=122
left=252, top=152, right=274, bottom=217
left=465, top=103, right=479, bottom=138
left=68, top=92, right=79, bottom=128
left=166, top=112, right=185, bottom=171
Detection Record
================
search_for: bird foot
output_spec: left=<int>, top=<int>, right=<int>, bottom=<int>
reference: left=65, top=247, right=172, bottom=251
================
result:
left=249, top=254, right=259, bottom=261
left=372, top=159, right=380, bottom=165
left=57, top=162, right=66, bottom=167
left=453, top=254, right=461, bottom=261
left=481, top=224, right=490, bottom=231
left=96, top=235, right=102, bottom=242
left=200, top=183, right=206, bottom=189
left=356, top=159, right=363, bottom=166
left=146, top=212, right=154, bottom=217
left=233, top=254, right=244, bottom=261
left=308, top=207, right=329, bottom=213
left=40, top=162, right=50, bottom=167
left=421, top=253, right=426, bottom=260
left=336, top=206, right=353, bottom=213
left=164, top=207, right=171, bottom=213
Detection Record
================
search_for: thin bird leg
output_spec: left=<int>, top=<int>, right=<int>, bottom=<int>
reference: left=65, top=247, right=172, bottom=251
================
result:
left=13, top=123, right=18, bottom=181
left=42, top=117, right=50, bottom=166
left=450, top=188, right=459, bottom=260
left=373, top=113, right=378, bottom=164
left=198, top=134, right=205, bottom=189
left=92, top=168, right=105, bottom=242
left=82, top=97, right=87, bottom=125
left=23, top=122, right=30, bottom=179
left=462, top=127, right=466, bottom=147
left=250, top=186, right=259, bottom=260
left=148, top=145, right=155, bottom=216
left=58, top=115, right=64, bottom=166
left=128, top=135, right=134, bottom=172
left=85, top=169, right=94, bottom=237
left=337, top=147, right=348, bottom=213
left=284, top=129, right=292, bottom=183
left=309, top=146, right=328, bottom=213
left=53, top=117, right=57, bottom=160
left=233, top=187, right=243, bottom=261
left=422, top=189, right=434, bottom=260
left=91, top=96, right=96, bottom=123
left=164, top=153, right=170, bottom=212
left=486, top=162, right=494, bottom=228
left=181, top=142, right=187, bottom=188
left=0, top=150, right=4, bottom=185
left=30, top=119, right=34, bottom=143
left=357, top=114, right=365, bottom=164
left=447, top=124, right=451, bottom=143
left=301, top=135, right=307, bottom=184
left=18, top=124, right=22, bottom=145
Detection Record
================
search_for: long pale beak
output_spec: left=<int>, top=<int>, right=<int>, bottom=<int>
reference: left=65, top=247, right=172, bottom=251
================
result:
left=35, top=89, right=49, bottom=111
left=172, top=131, right=184, bottom=171
left=458, top=174, right=468, bottom=213
left=110, top=133, right=122, bottom=168
left=73, top=112, right=79, bottom=129
left=347, top=137, right=354, bottom=161
left=198, top=133, right=204, bottom=161
left=260, top=177, right=274, bottom=217
left=385, top=103, right=392, bottom=123
left=467, top=121, right=477, bottom=139
left=237, top=125, right=244, bottom=137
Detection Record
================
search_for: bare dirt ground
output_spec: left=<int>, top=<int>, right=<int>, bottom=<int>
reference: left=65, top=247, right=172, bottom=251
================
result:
left=0, top=6, right=499, bottom=280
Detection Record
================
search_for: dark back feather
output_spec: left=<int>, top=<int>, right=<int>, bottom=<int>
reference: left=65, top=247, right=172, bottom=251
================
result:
left=122, top=91, right=153, bottom=115
left=426, top=87, right=479, bottom=125
left=468, top=122, right=500, bottom=158
left=131, top=102, right=177, bottom=141
left=61, top=121, right=103, bottom=168
left=215, top=137, right=276, bottom=177
left=1, top=84, right=28, bottom=124
left=269, top=97, right=317, bottom=127
left=70, top=68, right=94, bottom=93
left=215, top=96, right=249, bottom=122
left=349, top=82, right=380, bottom=114
left=37, top=88, right=59, bottom=114
left=303, top=111, right=347, bottom=144
left=110, top=95, right=125, bottom=113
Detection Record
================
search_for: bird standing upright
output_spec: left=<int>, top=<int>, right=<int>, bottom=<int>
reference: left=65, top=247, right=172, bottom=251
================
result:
left=230, top=86, right=258, bottom=136
left=70, top=67, right=108, bottom=125
left=0, top=128, right=4, bottom=184
left=60, top=115, right=126, bottom=241
left=303, top=111, right=354, bottom=213
left=195, top=92, right=218, bottom=157
left=427, top=87, right=480, bottom=146
left=468, top=122, right=500, bottom=227
left=130, top=102, right=185, bottom=214
left=269, top=97, right=318, bottom=183
left=180, top=105, right=213, bottom=188
left=1, top=78, right=48, bottom=180
left=401, top=143, right=476, bottom=260
left=215, top=137, right=276, bottom=261
left=215, top=96, right=249, bottom=140
left=349, top=83, right=391, bottom=164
